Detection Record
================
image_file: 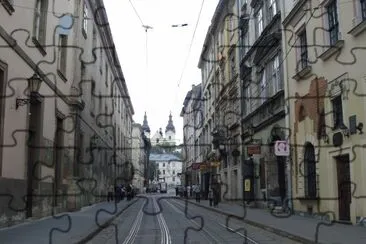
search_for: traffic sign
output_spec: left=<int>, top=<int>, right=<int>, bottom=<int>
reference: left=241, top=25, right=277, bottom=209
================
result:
left=274, top=140, right=290, bottom=156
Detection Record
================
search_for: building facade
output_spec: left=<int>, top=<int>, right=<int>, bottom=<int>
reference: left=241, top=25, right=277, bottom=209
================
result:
left=197, top=0, right=243, bottom=201
left=150, top=113, right=177, bottom=147
left=131, top=123, right=146, bottom=193
left=237, top=0, right=289, bottom=208
left=180, top=84, right=203, bottom=189
left=0, top=0, right=134, bottom=227
left=283, top=0, right=366, bottom=225
left=150, top=153, right=182, bottom=187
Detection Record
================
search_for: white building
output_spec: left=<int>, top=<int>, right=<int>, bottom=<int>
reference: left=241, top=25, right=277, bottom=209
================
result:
left=150, top=153, right=182, bottom=187
left=150, top=113, right=177, bottom=146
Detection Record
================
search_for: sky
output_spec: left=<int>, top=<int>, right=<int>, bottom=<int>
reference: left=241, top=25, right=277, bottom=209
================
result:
left=103, top=0, right=220, bottom=143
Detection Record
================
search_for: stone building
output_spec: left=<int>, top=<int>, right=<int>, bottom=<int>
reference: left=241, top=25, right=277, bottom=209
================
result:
left=238, top=0, right=288, bottom=208
left=197, top=0, right=243, bottom=201
left=282, top=0, right=366, bottom=225
left=0, top=0, right=134, bottom=227
left=180, top=84, right=203, bottom=188
left=131, top=123, right=147, bottom=193
left=150, top=113, right=177, bottom=147
left=150, top=153, right=182, bottom=187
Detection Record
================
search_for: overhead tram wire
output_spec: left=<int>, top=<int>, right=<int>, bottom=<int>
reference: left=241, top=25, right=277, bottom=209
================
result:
left=128, top=0, right=150, bottom=112
left=171, top=0, right=206, bottom=114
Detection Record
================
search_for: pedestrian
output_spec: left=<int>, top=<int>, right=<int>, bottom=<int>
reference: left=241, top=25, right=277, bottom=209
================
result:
left=107, top=184, right=114, bottom=202
left=208, top=188, right=213, bottom=206
left=213, top=189, right=219, bottom=207
left=126, top=183, right=132, bottom=201
left=195, top=185, right=201, bottom=203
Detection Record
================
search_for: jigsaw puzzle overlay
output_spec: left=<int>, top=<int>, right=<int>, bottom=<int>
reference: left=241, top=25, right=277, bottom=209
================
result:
left=0, top=0, right=365, bottom=243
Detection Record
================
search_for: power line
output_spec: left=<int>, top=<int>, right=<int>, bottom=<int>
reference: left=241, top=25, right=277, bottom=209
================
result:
left=128, top=0, right=144, bottom=26
left=171, top=0, right=206, bottom=113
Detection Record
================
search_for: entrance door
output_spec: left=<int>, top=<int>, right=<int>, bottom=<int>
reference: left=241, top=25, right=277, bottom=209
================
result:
left=336, top=155, right=351, bottom=222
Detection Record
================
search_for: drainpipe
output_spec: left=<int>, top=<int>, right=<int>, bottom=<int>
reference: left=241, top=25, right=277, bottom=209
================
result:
left=280, top=0, right=293, bottom=212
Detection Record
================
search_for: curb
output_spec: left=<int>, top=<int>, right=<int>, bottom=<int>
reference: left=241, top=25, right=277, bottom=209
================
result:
left=76, top=198, right=140, bottom=244
left=179, top=198, right=322, bottom=244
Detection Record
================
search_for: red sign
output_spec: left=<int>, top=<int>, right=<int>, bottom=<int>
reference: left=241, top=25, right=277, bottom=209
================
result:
left=191, top=163, right=200, bottom=170
left=247, top=145, right=261, bottom=155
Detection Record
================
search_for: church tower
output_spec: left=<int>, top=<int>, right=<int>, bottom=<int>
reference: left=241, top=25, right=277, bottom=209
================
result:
left=141, top=112, right=151, bottom=138
left=165, top=112, right=176, bottom=144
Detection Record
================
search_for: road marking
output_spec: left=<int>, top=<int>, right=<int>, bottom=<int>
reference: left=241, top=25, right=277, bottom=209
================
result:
left=153, top=197, right=172, bottom=244
left=122, top=200, right=144, bottom=244
left=163, top=199, right=221, bottom=243
left=217, top=222, right=259, bottom=244
left=171, top=199, right=260, bottom=244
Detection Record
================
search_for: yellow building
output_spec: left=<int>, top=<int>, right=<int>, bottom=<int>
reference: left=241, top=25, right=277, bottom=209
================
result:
left=283, top=0, right=366, bottom=224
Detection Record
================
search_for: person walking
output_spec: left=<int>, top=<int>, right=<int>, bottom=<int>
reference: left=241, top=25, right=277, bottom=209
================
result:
left=195, top=185, right=201, bottom=203
left=208, top=188, right=213, bottom=207
left=213, top=188, right=219, bottom=207
left=107, top=184, right=114, bottom=202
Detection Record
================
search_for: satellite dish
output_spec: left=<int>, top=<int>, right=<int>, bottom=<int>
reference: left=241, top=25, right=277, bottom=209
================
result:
left=57, top=14, right=73, bottom=35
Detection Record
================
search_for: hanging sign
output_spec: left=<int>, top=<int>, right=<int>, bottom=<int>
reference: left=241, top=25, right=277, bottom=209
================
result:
left=274, top=140, right=290, bottom=156
left=244, top=179, right=251, bottom=192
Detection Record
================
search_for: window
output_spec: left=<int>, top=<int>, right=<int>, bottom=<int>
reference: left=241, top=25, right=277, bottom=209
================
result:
left=92, top=26, right=97, bottom=48
left=81, top=62, right=86, bottom=78
left=304, top=143, right=317, bottom=198
left=173, top=170, right=175, bottom=175
left=230, top=51, right=235, bottom=80
left=105, top=63, right=108, bottom=87
left=33, top=0, right=47, bottom=43
left=163, top=170, right=165, bottom=175
left=268, top=0, right=277, bottom=19
left=2, top=0, right=15, bottom=14
left=327, top=0, right=339, bottom=46
left=173, top=177, right=175, bottom=182
left=361, top=0, right=366, bottom=20
left=332, top=95, right=343, bottom=129
left=82, top=1, right=88, bottom=36
left=260, top=69, right=266, bottom=104
left=271, top=55, right=281, bottom=94
left=256, top=8, right=263, bottom=38
left=58, top=34, right=68, bottom=75
left=298, top=29, right=308, bottom=70
left=163, top=163, right=165, bottom=167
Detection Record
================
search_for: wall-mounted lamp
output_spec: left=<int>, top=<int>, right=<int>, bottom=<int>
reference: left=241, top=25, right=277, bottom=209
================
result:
left=341, top=125, right=350, bottom=138
left=322, top=133, right=329, bottom=144
left=16, top=74, right=42, bottom=110
left=356, top=122, right=364, bottom=134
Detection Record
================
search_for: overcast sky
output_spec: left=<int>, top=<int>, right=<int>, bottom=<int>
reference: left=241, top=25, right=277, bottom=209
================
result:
left=104, top=0, right=219, bottom=143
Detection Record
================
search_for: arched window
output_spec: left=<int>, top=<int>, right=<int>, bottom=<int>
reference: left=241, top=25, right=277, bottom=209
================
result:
left=304, top=143, right=317, bottom=198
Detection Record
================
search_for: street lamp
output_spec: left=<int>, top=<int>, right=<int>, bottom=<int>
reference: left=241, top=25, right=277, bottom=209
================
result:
left=16, top=74, right=42, bottom=110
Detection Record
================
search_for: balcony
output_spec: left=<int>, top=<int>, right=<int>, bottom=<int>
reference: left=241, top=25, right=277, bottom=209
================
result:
left=242, top=90, right=285, bottom=131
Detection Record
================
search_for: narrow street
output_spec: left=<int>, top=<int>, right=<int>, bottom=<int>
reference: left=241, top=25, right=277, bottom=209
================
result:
left=87, top=194, right=300, bottom=244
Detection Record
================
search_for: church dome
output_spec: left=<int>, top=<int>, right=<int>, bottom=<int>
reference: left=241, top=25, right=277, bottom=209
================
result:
left=142, top=112, right=150, bottom=133
left=165, top=112, right=175, bottom=133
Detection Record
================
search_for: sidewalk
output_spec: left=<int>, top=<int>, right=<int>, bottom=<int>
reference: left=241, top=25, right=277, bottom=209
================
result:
left=184, top=199, right=366, bottom=244
left=0, top=198, right=139, bottom=244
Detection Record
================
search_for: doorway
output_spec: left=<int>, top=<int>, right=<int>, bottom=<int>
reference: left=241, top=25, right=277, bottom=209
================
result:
left=336, top=154, right=351, bottom=222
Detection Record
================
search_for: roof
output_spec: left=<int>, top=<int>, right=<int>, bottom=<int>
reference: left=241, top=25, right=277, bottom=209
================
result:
left=197, top=0, right=226, bottom=68
left=149, top=153, right=182, bottom=162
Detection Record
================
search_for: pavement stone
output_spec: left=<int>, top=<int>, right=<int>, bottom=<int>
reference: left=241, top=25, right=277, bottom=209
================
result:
left=181, top=198, right=366, bottom=244
left=0, top=198, right=139, bottom=244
